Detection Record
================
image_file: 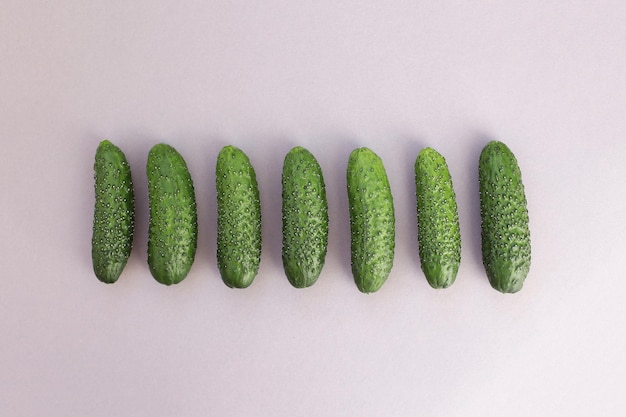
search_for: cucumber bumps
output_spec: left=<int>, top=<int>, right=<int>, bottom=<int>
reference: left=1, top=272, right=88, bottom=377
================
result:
left=216, top=146, right=262, bottom=288
left=282, top=147, right=329, bottom=288
left=479, top=141, right=531, bottom=293
left=92, top=140, right=135, bottom=283
left=147, top=144, right=198, bottom=285
left=415, top=148, right=461, bottom=289
left=347, top=148, right=395, bottom=293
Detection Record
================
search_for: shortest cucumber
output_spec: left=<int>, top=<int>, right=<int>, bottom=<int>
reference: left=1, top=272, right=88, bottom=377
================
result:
left=92, top=140, right=135, bottom=284
left=216, top=145, right=262, bottom=289
left=347, top=147, right=395, bottom=294
left=282, top=146, right=329, bottom=288
left=479, top=140, right=531, bottom=293
left=147, top=143, right=198, bottom=285
left=415, top=147, right=461, bottom=289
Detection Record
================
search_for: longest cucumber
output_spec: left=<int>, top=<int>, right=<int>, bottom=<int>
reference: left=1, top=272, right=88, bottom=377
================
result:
left=147, top=143, right=198, bottom=285
left=415, top=147, right=461, bottom=289
left=347, top=147, right=395, bottom=294
left=479, top=140, right=531, bottom=293
left=92, top=140, right=135, bottom=283
left=216, top=145, right=261, bottom=288
left=282, top=146, right=328, bottom=288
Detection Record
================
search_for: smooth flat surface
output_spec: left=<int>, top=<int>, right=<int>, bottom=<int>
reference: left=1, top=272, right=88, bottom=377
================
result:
left=2, top=1, right=626, bottom=416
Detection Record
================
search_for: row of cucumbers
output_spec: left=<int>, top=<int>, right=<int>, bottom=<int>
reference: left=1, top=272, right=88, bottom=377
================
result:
left=92, top=140, right=531, bottom=293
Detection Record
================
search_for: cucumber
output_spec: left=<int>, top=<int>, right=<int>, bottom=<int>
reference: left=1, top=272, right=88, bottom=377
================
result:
left=415, top=147, right=461, bottom=289
left=216, top=146, right=261, bottom=288
left=91, top=140, right=135, bottom=283
left=281, top=146, right=329, bottom=288
left=146, top=143, right=198, bottom=285
left=479, top=140, right=531, bottom=293
left=346, top=147, right=395, bottom=293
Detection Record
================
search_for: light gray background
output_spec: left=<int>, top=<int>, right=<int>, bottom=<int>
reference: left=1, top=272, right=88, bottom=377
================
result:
left=2, top=1, right=625, bottom=416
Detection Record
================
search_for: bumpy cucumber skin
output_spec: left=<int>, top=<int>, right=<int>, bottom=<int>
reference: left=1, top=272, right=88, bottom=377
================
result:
left=216, top=146, right=262, bottom=289
left=415, top=148, right=461, bottom=289
left=479, top=141, right=531, bottom=293
left=347, top=148, right=395, bottom=294
left=147, top=144, right=198, bottom=285
left=92, top=140, right=135, bottom=284
left=282, top=147, right=329, bottom=288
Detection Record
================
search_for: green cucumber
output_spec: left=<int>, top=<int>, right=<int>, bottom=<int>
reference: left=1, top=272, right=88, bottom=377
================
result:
left=216, top=145, right=261, bottom=288
left=91, top=140, right=135, bottom=284
left=147, top=143, right=198, bottom=285
left=479, top=140, right=531, bottom=293
left=346, top=147, right=395, bottom=293
left=281, top=146, right=329, bottom=288
left=415, top=147, right=461, bottom=289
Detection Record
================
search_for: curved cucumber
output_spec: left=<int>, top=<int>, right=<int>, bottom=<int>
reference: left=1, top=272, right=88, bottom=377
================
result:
left=347, top=147, right=395, bottom=293
left=147, top=143, right=198, bottom=285
left=281, top=146, right=328, bottom=288
left=216, top=146, right=261, bottom=288
left=91, top=140, right=135, bottom=283
left=479, top=141, right=531, bottom=293
left=415, top=147, right=461, bottom=289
